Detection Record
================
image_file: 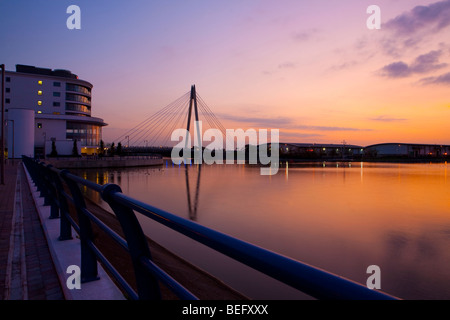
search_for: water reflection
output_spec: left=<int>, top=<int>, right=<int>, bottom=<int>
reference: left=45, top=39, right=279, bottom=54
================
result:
left=185, top=164, right=202, bottom=221
left=72, top=161, right=450, bottom=300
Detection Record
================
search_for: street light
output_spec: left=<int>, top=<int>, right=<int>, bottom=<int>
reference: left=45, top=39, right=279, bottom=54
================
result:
left=6, top=120, right=14, bottom=159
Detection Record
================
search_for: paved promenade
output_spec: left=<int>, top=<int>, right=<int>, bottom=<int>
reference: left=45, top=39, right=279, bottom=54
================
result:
left=0, top=161, right=64, bottom=300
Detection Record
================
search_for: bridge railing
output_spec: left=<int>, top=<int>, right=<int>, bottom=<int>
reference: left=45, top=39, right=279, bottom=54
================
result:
left=22, top=156, right=398, bottom=300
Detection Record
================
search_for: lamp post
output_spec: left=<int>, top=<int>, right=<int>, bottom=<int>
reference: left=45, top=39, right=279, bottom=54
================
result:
left=1, top=64, right=5, bottom=185
left=6, top=120, right=14, bottom=159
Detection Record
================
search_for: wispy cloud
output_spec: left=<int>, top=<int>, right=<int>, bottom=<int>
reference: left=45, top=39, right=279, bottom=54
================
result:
left=280, top=132, right=323, bottom=139
left=292, top=28, right=320, bottom=42
left=420, top=71, right=450, bottom=85
left=380, top=50, right=447, bottom=78
left=328, top=60, right=358, bottom=72
left=217, top=113, right=371, bottom=132
left=278, top=62, right=296, bottom=69
left=370, top=116, right=408, bottom=122
left=218, top=113, right=293, bottom=128
left=295, top=125, right=372, bottom=132
left=263, top=61, right=296, bottom=76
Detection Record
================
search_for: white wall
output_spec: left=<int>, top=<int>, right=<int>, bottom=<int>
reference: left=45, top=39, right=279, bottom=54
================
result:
left=6, top=108, right=35, bottom=158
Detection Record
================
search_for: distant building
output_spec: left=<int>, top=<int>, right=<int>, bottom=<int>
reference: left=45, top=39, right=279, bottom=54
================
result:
left=271, top=142, right=450, bottom=161
left=3, top=64, right=107, bottom=158
left=364, top=143, right=450, bottom=159
left=279, top=143, right=364, bottom=160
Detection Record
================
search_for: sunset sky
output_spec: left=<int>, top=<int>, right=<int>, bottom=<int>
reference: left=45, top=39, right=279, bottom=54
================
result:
left=1, top=0, right=449, bottom=146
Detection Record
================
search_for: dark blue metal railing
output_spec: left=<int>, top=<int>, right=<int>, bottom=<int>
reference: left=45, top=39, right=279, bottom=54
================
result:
left=22, top=156, right=398, bottom=300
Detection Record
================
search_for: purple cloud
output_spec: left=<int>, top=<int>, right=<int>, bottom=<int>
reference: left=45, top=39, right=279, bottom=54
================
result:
left=380, top=50, right=447, bottom=78
left=385, top=0, right=450, bottom=36
left=381, top=61, right=412, bottom=78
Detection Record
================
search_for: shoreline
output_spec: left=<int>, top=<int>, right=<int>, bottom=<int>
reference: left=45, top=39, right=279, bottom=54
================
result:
left=44, top=156, right=164, bottom=169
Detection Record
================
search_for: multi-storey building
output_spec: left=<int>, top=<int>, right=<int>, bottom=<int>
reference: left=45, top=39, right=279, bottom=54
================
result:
left=3, top=64, right=107, bottom=158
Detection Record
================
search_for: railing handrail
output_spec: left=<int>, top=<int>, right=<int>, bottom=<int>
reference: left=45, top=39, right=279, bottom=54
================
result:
left=22, top=156, right=398, bottom=300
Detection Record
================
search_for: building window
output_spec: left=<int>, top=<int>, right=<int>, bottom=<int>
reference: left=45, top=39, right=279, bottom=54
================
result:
left=66, top=122, right=101, bottom=146
left=53, top=82, right=61, bottom=87
left=38, top=80, right=43, bottom=85
left=37, top=111, right=42, bottom=114
left=53, top=92, right=61, bottom=97
left=38, top=101, right=42, bottom=106
left=53, top=112, right=61, bottom=115
left=5, top=98, right=10, bottom=104
left=38, top=90, right=43, bottom=95
left=53, top=102, right=60, bottom=107
left=6, top=77, right=10, bottom=82
left=37, top=123, right=43, bottom=129
left=5, top=88, right=10, bottom=93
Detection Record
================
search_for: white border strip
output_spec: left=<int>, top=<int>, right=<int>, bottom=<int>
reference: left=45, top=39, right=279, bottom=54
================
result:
left=22, top=163, right=125, bottom=300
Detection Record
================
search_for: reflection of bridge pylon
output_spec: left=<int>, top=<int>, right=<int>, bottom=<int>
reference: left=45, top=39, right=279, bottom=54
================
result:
left=184, top=164, right=202, bottom=221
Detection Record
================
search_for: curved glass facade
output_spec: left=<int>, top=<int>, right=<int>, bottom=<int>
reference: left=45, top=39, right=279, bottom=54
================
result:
left=66, top=83, right=91, bottom=95
left=66, top=102, right=91, bottom=115
left=66, top=93, right=91, bottom=105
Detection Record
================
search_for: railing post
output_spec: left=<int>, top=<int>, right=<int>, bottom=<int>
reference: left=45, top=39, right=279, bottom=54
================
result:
left=101, top=183, right=161, bottom=300
left=31, top=161, right=45, bottom=195
left=46, top=165, right=60, bottom=219
left=61, top=171, right=99, bottom=283
left=52, top=169, right=73, bottom=241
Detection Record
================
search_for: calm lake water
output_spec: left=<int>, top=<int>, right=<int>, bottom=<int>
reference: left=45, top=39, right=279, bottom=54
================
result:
left=75, top=161, right=450, bottom=300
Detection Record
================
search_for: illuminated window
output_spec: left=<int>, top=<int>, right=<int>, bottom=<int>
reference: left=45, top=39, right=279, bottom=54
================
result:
left=37, top=110, right=42, bottom=114
left=38, top=101, right=42, bottom=106
left=37, top=123, right=42, bottom=129
left=52, top=112, right=60, bottom=115
left=38, top=90, right=42, bottom=95
left=38, top=80, right=43, bottom=85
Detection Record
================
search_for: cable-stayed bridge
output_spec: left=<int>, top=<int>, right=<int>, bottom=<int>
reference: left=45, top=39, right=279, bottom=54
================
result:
left=112, top=85, right=228, bottom=150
